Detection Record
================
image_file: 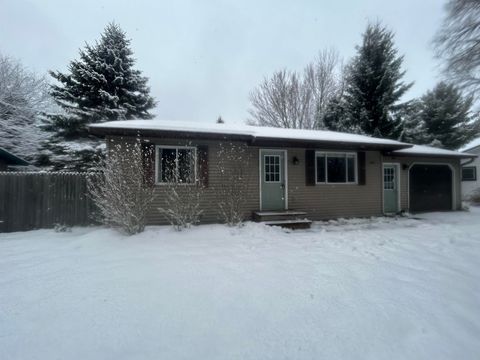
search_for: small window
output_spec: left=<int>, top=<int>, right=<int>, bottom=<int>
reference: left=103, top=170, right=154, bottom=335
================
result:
left=264, top=155, right=280, bottom=182
left=157, top=146, right=196, bottom=183
left=315, top=152, right=357, bottom=184
left=462, top=166, right=477, bottom=181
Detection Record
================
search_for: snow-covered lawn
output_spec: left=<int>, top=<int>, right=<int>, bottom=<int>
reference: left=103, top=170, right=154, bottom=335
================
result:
left=1, top=209, right=480, bottom=360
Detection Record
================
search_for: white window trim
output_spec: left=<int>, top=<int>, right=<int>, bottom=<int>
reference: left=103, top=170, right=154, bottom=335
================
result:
left=315, top=151, right=358, bottom=185
left=155, top=145, right=197, bottom=185
left=263, top=154, right=282, bottom=183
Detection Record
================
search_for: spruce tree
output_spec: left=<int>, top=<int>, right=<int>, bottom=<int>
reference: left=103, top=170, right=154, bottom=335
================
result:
left=342, top=22, right=412, bottom=139
left=41, top=22, right=155, bottom=170
left=418, top=82, right=479, bottom=150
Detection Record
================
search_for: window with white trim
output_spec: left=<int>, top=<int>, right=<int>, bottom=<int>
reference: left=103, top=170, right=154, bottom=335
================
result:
left=315, top=152, right=357, bottom=184
left=156, top=146, right=196, bottom=183
left=462, top=166, right=477, bottom=181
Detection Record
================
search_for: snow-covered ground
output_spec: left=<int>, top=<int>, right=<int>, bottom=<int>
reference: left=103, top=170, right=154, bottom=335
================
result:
left=1, top=209, right=480, bottom=360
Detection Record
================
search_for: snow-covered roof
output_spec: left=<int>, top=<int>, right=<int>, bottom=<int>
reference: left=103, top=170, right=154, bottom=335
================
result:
left=90, top=120, right=409, bottom=148
left=392, top=144, right=476, bottom=158
left=458, top=138, right=480, bottom=153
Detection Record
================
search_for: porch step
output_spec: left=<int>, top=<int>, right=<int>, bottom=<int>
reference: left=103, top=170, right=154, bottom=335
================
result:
left=253, top=210, right=307, bottom=222
left=263, top=219, right=312, bottom=230
left=253, top=210, right=311, bottom=229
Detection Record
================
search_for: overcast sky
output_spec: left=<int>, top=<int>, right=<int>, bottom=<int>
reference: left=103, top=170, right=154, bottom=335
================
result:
left=0, top=0, right=446, bottom=124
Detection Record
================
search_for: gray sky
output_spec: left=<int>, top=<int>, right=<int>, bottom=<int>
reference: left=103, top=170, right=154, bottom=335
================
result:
left=0, top=0, right=446, bottom=124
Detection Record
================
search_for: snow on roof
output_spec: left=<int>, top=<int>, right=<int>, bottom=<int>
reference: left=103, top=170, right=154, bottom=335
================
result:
left=392, top=144, right=476, bottom=158
left=90, top=120, right=409, bottom=147
left=458, top=137, right=480, bottom=152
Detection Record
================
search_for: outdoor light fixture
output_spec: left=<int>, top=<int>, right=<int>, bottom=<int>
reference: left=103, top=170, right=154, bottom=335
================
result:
left=293, top=156, right=300, bottom=165
left=402, top=164, right=409, bottom=170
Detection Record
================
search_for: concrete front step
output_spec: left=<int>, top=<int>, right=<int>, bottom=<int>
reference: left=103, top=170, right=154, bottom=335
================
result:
left=263, top=219, right=312, bottom=230
left=253, top=210, right=311, bottom=229
left=253, top=210, right=307, bottom=222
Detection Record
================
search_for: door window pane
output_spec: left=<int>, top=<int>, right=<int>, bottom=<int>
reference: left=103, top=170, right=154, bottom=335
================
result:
left=384, top=167, right=395, bottom=190
left=264, top=155, right=280, bottom=182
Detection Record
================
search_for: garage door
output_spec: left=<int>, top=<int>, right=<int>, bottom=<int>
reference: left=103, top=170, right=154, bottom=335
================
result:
left=409, top=164, right=452, bottom=212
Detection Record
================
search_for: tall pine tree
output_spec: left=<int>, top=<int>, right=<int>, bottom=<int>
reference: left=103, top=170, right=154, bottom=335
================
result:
left=41, top=23, right=155, bottom=170
left=340, top=22, right=412, bottom=139
left=417, top=82, right=478, bottom=150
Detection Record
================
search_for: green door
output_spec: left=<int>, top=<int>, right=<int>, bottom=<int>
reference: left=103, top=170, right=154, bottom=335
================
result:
left=383, top=164, right=399, bottom=213
left=261, top=150, right=286, bottom=210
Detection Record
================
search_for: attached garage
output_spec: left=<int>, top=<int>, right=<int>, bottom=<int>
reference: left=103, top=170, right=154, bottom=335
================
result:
left=409, top=164, right=453, bottom=212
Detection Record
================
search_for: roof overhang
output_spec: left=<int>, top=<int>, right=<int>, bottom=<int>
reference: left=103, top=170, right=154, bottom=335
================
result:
left=0, top=147, right=29, bottom=166
left=89, top=126, right=410, bottom=151
left=383, top=150, right=477, bottom=159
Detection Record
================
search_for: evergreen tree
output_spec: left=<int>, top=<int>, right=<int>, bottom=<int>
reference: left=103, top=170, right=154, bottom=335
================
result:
left=41, top=22, right=155, bottom=170
left=417, top=82, right=479, bottom=150
left=396, top=100, right=429, bottom=144
left=342, top=22, right=412, bottom=139
left=322, top=96, right=364, bottom=134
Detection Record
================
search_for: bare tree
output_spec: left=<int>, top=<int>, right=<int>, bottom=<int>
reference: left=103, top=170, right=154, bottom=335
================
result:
left=157, top=149, right=203, bottom=230
left=248, top=48, right=343, bottom=129
left=304, top=48, right=344, bottom=128
left=87, top=140, right=155, bottom=235
left=0, top=53, right=53, bottom=161
left=216, top=142, right=250, bottom=226
left=434, top=0, right=480, bottom=100
left=248, top=69, right=313, bottom=128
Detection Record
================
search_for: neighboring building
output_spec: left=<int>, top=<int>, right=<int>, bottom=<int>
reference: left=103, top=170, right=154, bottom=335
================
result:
left=90, top=120, right=476, bottom=225
left=0, top=147, right=29, bottom=171
left=459, top=138, right=480, bottom=199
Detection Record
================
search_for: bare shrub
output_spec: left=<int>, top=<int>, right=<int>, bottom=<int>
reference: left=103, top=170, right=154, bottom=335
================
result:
left=216, top=142, right=250, bottom=226
left=87, top=139, right=155, bottom=235
left=157, top=149, right=203, bottom=230
left=469, top=188, right=480, bottom=205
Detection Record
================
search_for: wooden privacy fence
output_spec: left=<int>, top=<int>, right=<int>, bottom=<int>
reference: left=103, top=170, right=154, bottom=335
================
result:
left=0, top=172, right=97, bottom=232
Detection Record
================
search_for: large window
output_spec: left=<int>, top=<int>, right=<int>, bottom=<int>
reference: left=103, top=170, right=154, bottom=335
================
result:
left=156, top=146, right=196, bottom=184
left=462, top=166, right=477, bottom=181
left=316, top=152, right=357, bottom=184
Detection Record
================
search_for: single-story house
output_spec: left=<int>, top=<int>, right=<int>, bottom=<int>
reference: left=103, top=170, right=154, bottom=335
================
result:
left=90, top=120, right=476, bottom=226
left=459, top=138, right=480, bottom=199
left=0, top=147, right=29, bottom=171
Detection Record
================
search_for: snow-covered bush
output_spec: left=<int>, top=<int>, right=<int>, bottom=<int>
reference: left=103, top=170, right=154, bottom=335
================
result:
left=158, top=150, right=203, bottom=231
left=216, top=142, right=250, bottom=226
left=87, top=140, right=155, bottom=235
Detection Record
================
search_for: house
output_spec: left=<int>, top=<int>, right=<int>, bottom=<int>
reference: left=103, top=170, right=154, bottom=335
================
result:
left=0, top=147, right=29, bottom=171
left=459, top=138, right=480, bottom=199
left=89, top=120, right=476, bottom=226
